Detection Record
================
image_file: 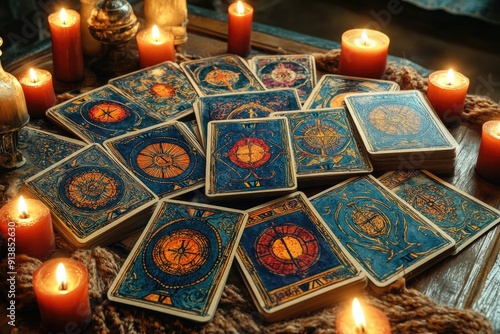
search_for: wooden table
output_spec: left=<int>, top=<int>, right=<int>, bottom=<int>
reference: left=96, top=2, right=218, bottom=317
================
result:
left=1, top=4, right=500, bottom=332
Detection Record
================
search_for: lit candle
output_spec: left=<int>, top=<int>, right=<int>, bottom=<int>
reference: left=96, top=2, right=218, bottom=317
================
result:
left=32, top=258, right=91, bottom=333
left=338, top=29, right=390, bottom=79
left=136, top=24, right=176, bottom=69
left=17, top=68, right=57, bottom=119
left=475, top=120, right=500, bottom=185
left=336, top=298, right=392, bottom=334
left=0, top=196, right=55, bottom=259
left=227, top=0, right=254, bottom=57
left=427, top=68, right=470, bottom=127
left=48, top=8, right=84, bottom=82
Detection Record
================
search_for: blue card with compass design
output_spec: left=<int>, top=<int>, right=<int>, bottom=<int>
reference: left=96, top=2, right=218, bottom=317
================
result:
left=46, top=85, right=161, bottom=144
left=303, top=74, right=400, bottom=109
left=109, top=61, right=199, bottom=121
left=194, top=89, right=301, bottom=145
left=236, top=192, right=365, bottom=321
left=379, top=170, right=500, bottom=255
left=250, top=54, right=317, bottom=102
left=271, top=108, right=372, bottom=183
left=205, top=117, right=297, bottom=199
left=344, top=90, right=458, bottom=155
left=108, top=199, right=247, bottom=322
left=310, top=175, right=455, bottom=290
left=180, top=54, right=266, bottom=96
left=24, top=144, right=158, bottom=248
left=103, top=121, right=206, bottom=199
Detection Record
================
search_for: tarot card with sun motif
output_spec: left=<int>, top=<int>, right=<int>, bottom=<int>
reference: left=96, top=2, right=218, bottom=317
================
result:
left=108, top=199, right=247, bottom=322
left=46, top=85, right=162, bottom=144
left=303, top=74, right=400, bottom=110
left=249, top=54, right=317, bottom=102
left=180, top=54, right=266, bottom=96
left=271, top=108, right=372, bottom=184
left=103, top=121, right=206, bottom=199
left=309, top=175, right=455, bottom=291
left=109, top=61, right=199, bottom=121
left=205, top=117, right=297, bottom=199
left=236, top=192, right=366, bottom=322
left=379, top=170, right=500, bottom=255
left=194, top=88, right=301, bottom=146
left=24, top=144, right=158, bottom=248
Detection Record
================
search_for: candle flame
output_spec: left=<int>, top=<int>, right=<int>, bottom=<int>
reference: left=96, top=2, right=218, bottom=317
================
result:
left=17, top=196, right=28, bottom=218
left=361, top=30, right=369, bottom=45
left=236, top=1, right=245, bottom=15
left=446, top=68, right=455, bottom=85
left=60, top=8, right=67, bottom=25
left=152, top=25, right=160, bottom=42
left=56, top=263, right=68, bottom=291
left=352, top=298, right=366, bottom=331
left=29, top=68, right=38, bottom=83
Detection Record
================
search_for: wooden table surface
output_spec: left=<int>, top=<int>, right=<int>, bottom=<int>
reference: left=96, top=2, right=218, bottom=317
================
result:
left=2, top=5, right=500, bottom=332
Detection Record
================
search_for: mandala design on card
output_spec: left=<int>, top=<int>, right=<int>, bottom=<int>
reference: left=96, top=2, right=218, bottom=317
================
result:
left=134, top=141, right=192, bottom=180
left=368, top=105, right=421, bottom=135
left=82, top=100, right=136, bottom=130
left=228, top=137, right=271, bottom=169
left=261, top=61, right=308, bottom=88
left=150, top=83, right=176, bottom=98
left=403, top=185, right=458, bottom=224
left=197, top=64, right=252, bottom=93
left=294, top=118, right=351, bottom=157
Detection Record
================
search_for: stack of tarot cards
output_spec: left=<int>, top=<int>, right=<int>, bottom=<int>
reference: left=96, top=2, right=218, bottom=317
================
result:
left=24, top=144, right=158, bottom=248
left=236, top=192, right=366, bottom=322
left=344, top=90, right=458, bottom=173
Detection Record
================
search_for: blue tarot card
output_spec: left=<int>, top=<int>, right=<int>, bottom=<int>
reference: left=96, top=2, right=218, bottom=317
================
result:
left=103, top=121, right=206, bottom=199
left=46, top=85, right=161, bottom=144
left=272, top=108, right=372, bottom=182
left=195, top=89, right=301, bottom=145
left=379, top=170, right=500, bottom=254
left=303, top=74, right=400, bottom=109
left=24, top=144, right=158, bottom=247
left=205, top=117, right=297, bottom=198
left=109, top=61, right=199, bottom=121
left=344, top=90, right=458, bottom=155
left=250, top=54, right=317, bottom=102
left=310, top=175, right=455, bottom=289
left=236, top=192, right=365, bottom=320
left=18, top=127, right=86, bottom=180
left=108, top=199, right=247, bottom=322
left=180, top=54, right=266, bottom=96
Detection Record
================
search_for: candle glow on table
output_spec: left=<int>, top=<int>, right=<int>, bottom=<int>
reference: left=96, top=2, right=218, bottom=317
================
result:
left=136, top=24, right=176, bottom=69
left=32, top=258, right=91, bottom=333
left=338, top=28, right=390, bottom=79
left=336, top=298, right=392, bottom=334
left=475, top=120, right=500, bottom=185
left=48, top=8, right=84, bottom=82
left=17, top=68, right=57, bottom=119
left=427, top=68, right=469, bottom=127
left=227, top=1, right=254, bottom=57
left=0, top=196, right=55, bottom=259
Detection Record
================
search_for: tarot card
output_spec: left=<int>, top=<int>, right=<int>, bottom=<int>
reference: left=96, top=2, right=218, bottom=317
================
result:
left=18, top=127, right=86, bottom=180
left=236, top=192, right=365, bottom=321
left=271, top=108, right=372, bottom=183
left=108, top=199, right=247, bottom=322
left=205, top=117, right=297, bottom=199
left=344, top=90, right=458, bottom=157
left=180, top=54, right=266, bottom=96
left=303, top=74, right=400, bottom=109
left=24, top=144, right=158, bottom=248
left=109, top=61, right=199, bottom=121
left=103, top=121, right=206, bottom=199
left=379, top=170, right=500, bottom=254
left=250, top=54, right=317, bottom=102
left=194, top=89, right=301, bottom=145
left=46, top=85, right=161, bottom=144
left=309, top=175, right=455, bottom=290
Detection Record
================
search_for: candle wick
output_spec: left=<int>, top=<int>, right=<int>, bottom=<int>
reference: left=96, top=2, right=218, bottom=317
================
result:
left=356, top=325, right=366, bottom=334
left=59, top=281, right=68, bottom=291
left=20, top=211, right=29, bottom=219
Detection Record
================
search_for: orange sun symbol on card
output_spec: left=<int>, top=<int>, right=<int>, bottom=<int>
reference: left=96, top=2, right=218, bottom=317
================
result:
left=88, top=102, right=130, bottom=123
left=150, top=83, right=176, bottom=98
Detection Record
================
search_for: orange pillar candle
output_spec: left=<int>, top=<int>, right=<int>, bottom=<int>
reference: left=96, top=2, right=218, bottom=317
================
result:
left=33, top=258, right=91, bottom=333
left=48, top=8, right=84, bottom=82
left=338, top=29, right=390, bottom=79
left=227, top=1, right=254, bottom=57
left=336, top=298, right=392, bottom=334
left=0, top=196, right=55, bottom=259
left=136, top=25, right=176, bottom=69
left=17, top=68, right=57, bottom=119
left=475, top=120, right=500, bottom=185
left=427, top=69, right=469, bottom=127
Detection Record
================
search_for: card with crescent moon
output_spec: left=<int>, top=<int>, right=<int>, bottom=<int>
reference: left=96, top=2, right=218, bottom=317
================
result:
left=108, top=199, right=247, bottom=322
